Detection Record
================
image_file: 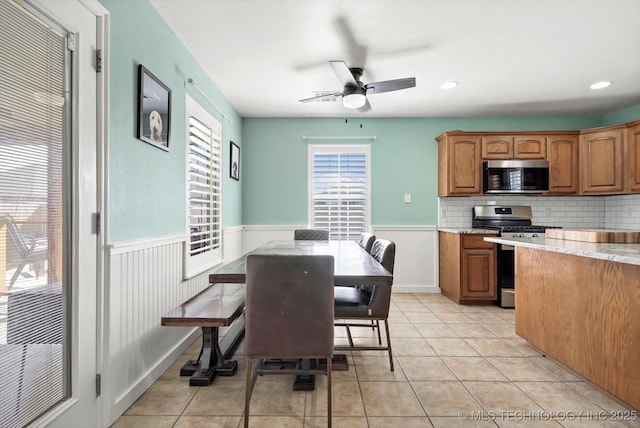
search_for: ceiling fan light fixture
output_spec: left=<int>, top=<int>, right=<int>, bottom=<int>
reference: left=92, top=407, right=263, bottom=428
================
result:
left=590, top=81, right=612, bottom=90
left=343, top=93, right=367, bottom=109
left=440, top=81, right=458, bottom=90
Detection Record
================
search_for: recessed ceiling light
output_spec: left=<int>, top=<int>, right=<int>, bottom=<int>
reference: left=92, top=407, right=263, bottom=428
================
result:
left=440, top=81, right=458, bottom=90
left=590, top=81, right=612, bottom=90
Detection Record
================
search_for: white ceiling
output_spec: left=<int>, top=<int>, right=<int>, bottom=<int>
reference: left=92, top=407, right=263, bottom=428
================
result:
left=151, top=0, right=640, bottom=118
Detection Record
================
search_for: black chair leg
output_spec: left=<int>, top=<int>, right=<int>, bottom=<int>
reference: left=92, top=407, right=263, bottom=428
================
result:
left=327, top=356, right=332, bottom=428
left=344, top=323, right=354, bottom=347
left=384, top=320, right=394, bottom=371
left=244, top=356, right=254, bottom=428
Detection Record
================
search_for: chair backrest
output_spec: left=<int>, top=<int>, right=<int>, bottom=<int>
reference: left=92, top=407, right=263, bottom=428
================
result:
left=358, top=233, right=376, bottom=253
left=294, top=229, right=329, bottom=241
left=365, top=239, right=396, bottom=318
left=245, top=254, right=335, bottom=358
left=370, top=239, right=395, bottom=274
left=1, top=213, right=30, bottom=260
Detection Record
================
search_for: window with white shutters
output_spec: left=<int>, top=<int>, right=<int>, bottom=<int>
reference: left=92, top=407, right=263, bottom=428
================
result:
left=185, top=96, right=222, bottom=277
left=309, top=145, right=370, bottom=240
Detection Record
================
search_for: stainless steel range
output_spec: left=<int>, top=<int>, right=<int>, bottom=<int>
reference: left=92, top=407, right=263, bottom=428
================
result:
left=472, top=205, right=560, bottom=308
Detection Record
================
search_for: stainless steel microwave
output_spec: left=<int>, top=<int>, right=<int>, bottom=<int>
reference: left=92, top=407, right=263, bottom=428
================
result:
left=483, top=160, right=549, bottom=194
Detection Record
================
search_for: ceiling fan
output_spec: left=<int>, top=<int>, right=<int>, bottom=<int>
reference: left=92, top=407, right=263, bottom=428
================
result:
left=299, top=60, right=416, bottom=112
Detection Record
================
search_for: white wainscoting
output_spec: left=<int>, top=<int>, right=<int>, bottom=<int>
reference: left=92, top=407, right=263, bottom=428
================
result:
left=241, top=225, right=304, bottom=253
left=242, top=225, right=440, bottom=293
left=104, top=227, right=243, bottom=425
left=372, top=226, right=439, bottom=293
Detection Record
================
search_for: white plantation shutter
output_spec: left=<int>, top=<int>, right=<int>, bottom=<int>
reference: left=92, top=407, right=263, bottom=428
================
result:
left=185, top=96, right=222, bottom=277
left=309, top=145, right=370, bottom=240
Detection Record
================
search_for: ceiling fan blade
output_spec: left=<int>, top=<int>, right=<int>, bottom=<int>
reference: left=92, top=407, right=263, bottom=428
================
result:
left=329, top=60, right=357, bottom=87
left=357, top=99, right=371, bottom=113
left=333, top=16, right=368, bottom=68
left=299, top=92, right=342, bottom=103
left=365, top=77, right=416, bottom=94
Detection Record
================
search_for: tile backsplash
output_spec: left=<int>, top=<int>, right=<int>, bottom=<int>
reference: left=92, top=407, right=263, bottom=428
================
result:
left=604, top=194, right=640, bottom=229
left=439, top=194, right=640, bottom=229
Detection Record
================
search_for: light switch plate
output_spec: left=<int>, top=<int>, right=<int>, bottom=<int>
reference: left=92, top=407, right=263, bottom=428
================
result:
left=404, top=193, right=412, bottom=203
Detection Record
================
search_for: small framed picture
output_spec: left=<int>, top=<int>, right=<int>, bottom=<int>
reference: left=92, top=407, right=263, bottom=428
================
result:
left=230, top=141, right=240, bottom=181
left=137, top=65, right=171, bottom=151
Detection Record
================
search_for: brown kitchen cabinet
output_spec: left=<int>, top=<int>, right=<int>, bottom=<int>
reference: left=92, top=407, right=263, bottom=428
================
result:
left=481, top=135, right=513, bottom=159
left=627, top=120, right=640, bottom=193
left=439, top=232, right=497, bottom=304
left=437, top=133, right=482, bottom=196
left=547, top=134, right=579, bottom=194
left=580, top=125, right=626, bottom=194
left=514, top=135, right=546, bottom=159
left=481, top=135, right=546, bottom=159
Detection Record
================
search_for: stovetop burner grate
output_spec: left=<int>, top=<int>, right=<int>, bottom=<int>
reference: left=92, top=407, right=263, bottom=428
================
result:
left=471, top=205, right=561, bottom=234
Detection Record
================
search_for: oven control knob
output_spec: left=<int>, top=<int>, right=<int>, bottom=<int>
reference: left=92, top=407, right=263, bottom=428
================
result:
left=532, top=233, right=539, bottom=238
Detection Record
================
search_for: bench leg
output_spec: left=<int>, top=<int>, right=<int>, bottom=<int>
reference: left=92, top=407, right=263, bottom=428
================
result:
left=188, top=315, right=244, bottom=386
left=189, top=327, right=218, bottom=386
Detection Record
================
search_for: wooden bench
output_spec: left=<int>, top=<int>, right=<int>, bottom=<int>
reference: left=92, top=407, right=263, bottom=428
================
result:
left=161, top=283, right=245, bottom=386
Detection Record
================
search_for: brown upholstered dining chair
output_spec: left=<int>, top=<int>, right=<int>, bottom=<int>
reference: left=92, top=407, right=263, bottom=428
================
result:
left=244, top=254, right=335, bottom=428
left=357, top=232, right=376, bottom=253
left=294, top=228, right=329, bottom=240
left=333, top=239, right=396, bottom=371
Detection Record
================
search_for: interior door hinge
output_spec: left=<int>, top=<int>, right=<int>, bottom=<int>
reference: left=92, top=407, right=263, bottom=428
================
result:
left=96, top=373, right=101, bottom=397
left=96, top=49, right=102, bottom=73
left=92, top=212, right=101, bottom=235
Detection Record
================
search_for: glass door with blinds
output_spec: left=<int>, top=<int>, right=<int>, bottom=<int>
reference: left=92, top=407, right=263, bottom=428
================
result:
left=0, top=0, right=72, bottom=426
left=309, top=145, right=371, bottom=240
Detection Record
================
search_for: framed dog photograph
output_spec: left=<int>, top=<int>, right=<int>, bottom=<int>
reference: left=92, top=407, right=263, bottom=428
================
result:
left=230, top=141, right=240, bottom=181
left=137, top=65, right=171, bottom=151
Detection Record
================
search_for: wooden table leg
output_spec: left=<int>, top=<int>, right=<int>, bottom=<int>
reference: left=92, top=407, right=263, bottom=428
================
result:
left=293, top=359, right=316, bottom=391
left=292, top=354, right=348, bottom=391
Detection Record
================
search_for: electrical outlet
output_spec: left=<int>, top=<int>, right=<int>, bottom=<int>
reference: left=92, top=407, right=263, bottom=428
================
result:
left=404, top=193, right=412, bottom=203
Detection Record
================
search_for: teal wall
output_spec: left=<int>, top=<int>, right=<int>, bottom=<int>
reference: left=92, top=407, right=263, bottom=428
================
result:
left=100, top=0, right=242, bottom=243
left=242, top=116, right=602, bottom=226
left=603, top=102, right=640, bottom=126
left=99, top=1, right=640, bottom=237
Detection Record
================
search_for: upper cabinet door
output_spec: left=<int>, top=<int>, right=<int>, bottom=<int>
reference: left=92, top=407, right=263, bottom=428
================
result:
left=580, top=128, right=625, bottom=194
left=438, top=134, right=482, bottom=196
left=481, top=136, right=513, bottom=159
left=547, top=135, right=579, bottom=194
left=514, top=135, right=547, bottom=159
left=449, top=136, right=482, bottom=195
left=627, top=122, right=640, bottom=193
left=481, top=135, right=546, bottom=159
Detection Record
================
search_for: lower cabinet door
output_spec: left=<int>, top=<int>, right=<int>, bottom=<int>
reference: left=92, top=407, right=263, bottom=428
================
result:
left=461, top=249, right=496, bottom=298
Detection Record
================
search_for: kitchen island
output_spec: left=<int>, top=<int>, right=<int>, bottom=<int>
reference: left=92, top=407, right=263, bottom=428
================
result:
left=485, top=236, right=640, bottom=411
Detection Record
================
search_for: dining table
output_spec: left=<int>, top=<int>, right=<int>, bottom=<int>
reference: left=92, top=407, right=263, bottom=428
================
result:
left=206, top=239, right=393, bottom=388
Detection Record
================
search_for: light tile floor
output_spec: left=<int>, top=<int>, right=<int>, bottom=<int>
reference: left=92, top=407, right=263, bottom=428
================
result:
left=112, top=293, right=640, bottom=427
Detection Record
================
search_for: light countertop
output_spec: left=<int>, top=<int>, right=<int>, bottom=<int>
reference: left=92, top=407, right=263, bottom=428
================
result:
left=439, top=228, right=499, bottom=235
left=484, top=236, right=640, bottom=266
